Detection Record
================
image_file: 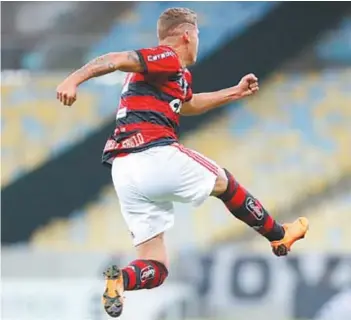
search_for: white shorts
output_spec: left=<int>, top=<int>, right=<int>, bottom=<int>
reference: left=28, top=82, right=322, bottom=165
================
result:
left=111, top=143, right=219, bottom=246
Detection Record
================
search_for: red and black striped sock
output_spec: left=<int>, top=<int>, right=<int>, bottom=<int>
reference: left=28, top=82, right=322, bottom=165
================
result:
left=217, top=169, right=285, bottom=241
left=122, top=259, right=168, bottom=291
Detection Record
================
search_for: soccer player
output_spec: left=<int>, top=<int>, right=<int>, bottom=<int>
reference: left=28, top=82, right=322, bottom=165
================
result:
left=56, top=7, right=309, bottom=318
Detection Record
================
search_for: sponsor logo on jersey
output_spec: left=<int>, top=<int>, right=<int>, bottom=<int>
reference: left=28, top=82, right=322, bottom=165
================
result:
left=147, top=51, right=175, bottom=62
left=246, top=197, right=264, bottom=220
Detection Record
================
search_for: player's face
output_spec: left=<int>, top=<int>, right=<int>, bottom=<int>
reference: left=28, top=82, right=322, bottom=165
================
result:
left=188, top=27, right=199, bottom=65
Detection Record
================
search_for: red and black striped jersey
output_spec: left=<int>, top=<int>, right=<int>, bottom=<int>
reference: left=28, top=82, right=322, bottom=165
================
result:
left=102, top=45, right=193, bottom=165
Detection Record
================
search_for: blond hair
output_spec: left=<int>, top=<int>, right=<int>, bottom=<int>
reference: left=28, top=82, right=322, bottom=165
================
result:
left=157, top=7, right=197, bottom=40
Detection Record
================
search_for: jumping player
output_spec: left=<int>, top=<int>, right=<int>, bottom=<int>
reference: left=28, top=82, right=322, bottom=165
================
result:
left=56, top=7, right=309, bottom=318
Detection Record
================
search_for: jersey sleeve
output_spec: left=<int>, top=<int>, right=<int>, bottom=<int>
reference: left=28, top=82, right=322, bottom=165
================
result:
left=136, top=46, right=182, bottom=74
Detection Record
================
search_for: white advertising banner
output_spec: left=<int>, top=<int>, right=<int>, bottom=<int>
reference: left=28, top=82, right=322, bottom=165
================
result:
left=1, top=279, right=196, bottom=320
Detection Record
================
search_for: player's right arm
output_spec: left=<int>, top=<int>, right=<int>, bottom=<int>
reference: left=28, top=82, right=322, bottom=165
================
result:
left=180, top=73, right=259, bottom=116
left=56, top=51, right=143, bottom=106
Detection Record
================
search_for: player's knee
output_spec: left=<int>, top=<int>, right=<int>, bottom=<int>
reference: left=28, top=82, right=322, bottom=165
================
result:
left=136, top=233, right=169, bottom=268
left=211, top=168, right=229, bottom=197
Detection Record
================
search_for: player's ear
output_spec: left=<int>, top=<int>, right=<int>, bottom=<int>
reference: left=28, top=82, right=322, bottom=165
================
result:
left=182, top=30, right=191, bottom=44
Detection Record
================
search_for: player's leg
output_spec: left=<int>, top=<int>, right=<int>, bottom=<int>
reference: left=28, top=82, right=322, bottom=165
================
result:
left=102, top=153, right=174, bottom=318
left=103, top=232, right=169, bottom=318
left=102, top=209, right=171, bottom=319
left=211, top=168, right=309, bottom=256
left=169, top=143, right=308, bottom=256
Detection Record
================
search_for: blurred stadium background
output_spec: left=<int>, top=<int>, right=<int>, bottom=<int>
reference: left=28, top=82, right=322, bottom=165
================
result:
left=1, top=1, right=351, bottom=320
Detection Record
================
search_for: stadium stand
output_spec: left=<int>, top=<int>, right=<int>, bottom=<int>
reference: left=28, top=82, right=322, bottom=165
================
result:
left=86, top=1, right=278, bottom=61
left=1, top=75, right=102, bottom=187
left=0, top=2, right=132, bottom=70
left=316, top=15, right=351, bottom=64
left=31, top=186, right=134, bottom=253
left=1, top=2, right=78, bottom=69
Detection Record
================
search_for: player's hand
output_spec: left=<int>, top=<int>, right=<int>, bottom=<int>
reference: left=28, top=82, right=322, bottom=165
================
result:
left=56, top=81, right=77, bottom=107
left=237, top=73, right=259, bottom=97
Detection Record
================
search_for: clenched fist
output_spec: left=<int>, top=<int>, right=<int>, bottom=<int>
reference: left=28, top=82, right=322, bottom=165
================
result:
left=56, top=81, right=77, bottom=106
left=237, top=73, right=259, bottom=97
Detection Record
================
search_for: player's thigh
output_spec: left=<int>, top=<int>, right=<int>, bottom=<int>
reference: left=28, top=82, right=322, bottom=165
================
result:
left=118, top=200, right=171, bottom=268
left=111, top=155, right=174, bottom=249
left=211, top=171, right=228, bottom=197
left=170, top=144, right=226, bottom=205
left=119, top=197, right=174, bottom=244
left=179, top=147, right=228, bottom=197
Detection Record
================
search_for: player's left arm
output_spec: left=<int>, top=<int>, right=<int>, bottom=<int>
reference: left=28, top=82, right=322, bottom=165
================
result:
left=180, top=73, right=259, bottom=116
left=56, top=51, right=143, bottom=106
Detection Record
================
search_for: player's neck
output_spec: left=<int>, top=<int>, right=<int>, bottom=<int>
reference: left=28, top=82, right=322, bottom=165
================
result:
left=159, top=41, right=187, bottom=68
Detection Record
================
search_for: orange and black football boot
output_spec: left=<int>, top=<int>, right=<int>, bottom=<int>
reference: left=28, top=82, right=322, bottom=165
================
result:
left=102, top=265, right=125, bottom=318
left=271, top=217, right=309, bottom=256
